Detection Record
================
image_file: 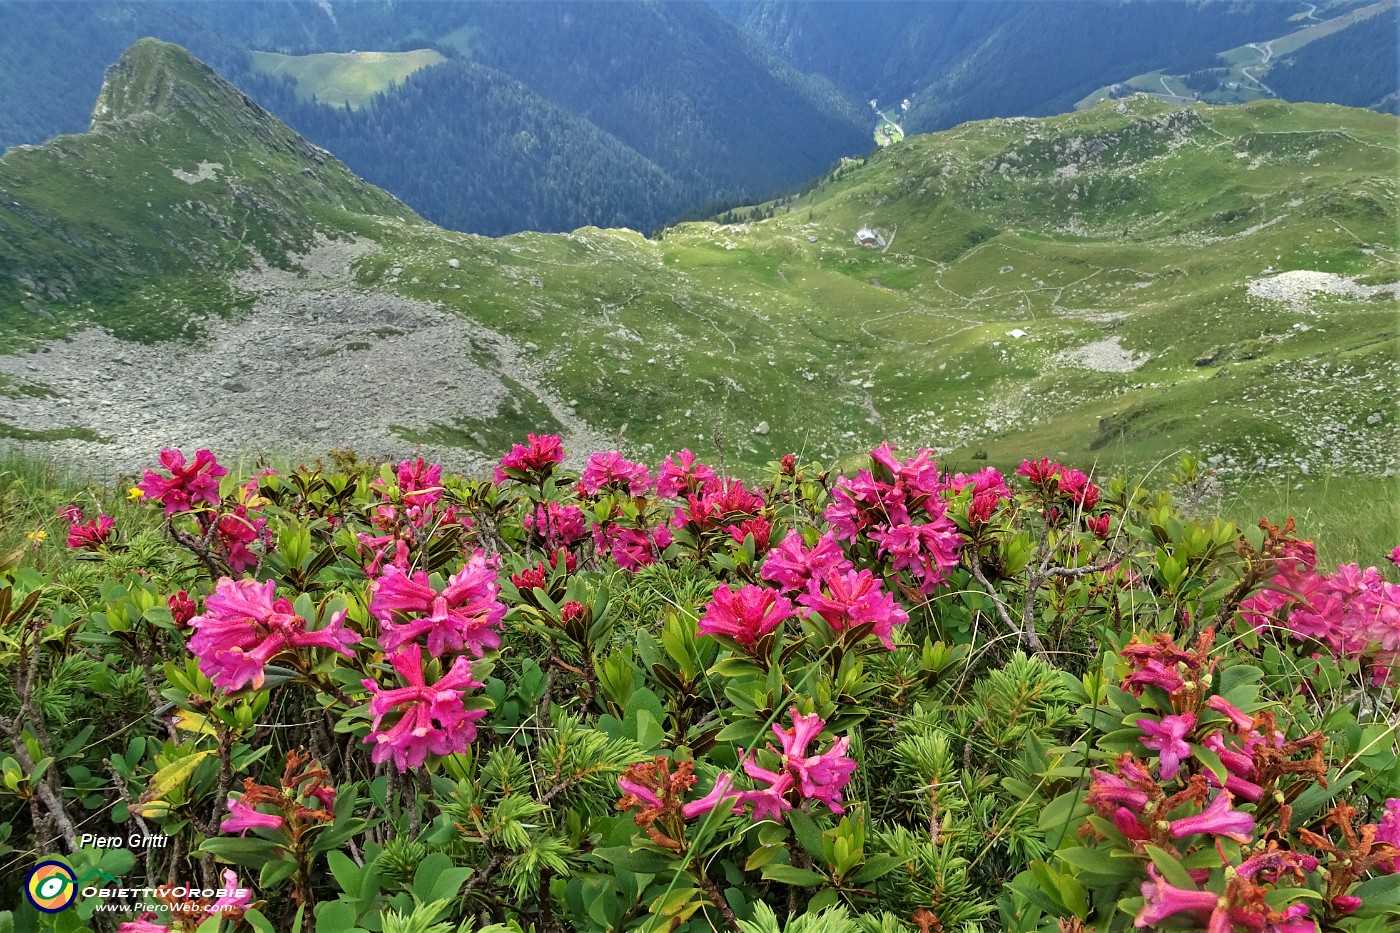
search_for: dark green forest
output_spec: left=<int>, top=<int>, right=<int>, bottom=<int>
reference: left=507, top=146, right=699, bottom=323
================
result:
left=2, top=0, right=1395, bottom=236
left=1267, top=9, right=1400, bottom=111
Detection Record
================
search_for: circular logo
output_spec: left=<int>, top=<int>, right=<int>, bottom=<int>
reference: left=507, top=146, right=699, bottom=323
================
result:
left=25, top=861, right=77, bottom=913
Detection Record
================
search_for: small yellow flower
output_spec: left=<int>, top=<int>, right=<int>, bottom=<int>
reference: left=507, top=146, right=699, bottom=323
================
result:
left=128, top=486, right=146, bottom=501
left=26, top=528, right=46, bottom=544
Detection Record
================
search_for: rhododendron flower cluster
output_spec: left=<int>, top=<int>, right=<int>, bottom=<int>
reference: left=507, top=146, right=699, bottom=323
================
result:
left=369, top=552, right=506, bottom=658
left=592, top=521, right=673, bottom=572
left=798, top=565, right=910, bottom=649
left=1241, top=527, right=1400, bottom=683
left=655, top=448, right=716, bottom=498
left=511, top=550, right=578, bottom=592
left=188, top=578, right=358, bottom=691
left=824, top=443, right=966, bottom=594
left=580, top=451, right=653, bottom=497
left=523, top=501, right=587, bottom=548
left=62, top=507, right=115, bottom=549
left=697, top=583, right=794, bottom=652
left=138, top=448, right=228, bottom=515
left=616, top=757, right=739, bottom=851
left=731, top=708, right=857, bottom=819
left=494, top=433, right=565, bottom=482
left=361, top=644, right=487, bottom=770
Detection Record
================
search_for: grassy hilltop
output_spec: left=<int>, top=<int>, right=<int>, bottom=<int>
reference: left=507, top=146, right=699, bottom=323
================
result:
left=0, top=40, right=1396, bottom=551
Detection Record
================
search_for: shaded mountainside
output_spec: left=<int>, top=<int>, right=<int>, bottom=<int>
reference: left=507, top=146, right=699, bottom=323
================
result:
left=0, top=0, right=867, bottom=235
left=0, top=39, right=417, bottom=344
left=0, top=41, right=1396, bottom=493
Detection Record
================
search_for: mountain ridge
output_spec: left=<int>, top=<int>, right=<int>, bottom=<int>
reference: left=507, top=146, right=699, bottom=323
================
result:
left=1, top=40, right=1395, bottom=492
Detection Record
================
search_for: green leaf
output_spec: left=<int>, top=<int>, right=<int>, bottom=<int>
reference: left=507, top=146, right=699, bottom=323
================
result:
left=591, top=846, right=676, bottom=874
left=1144, top=844, right=1197, bottom=890
left=760, top=863, right=827, bottom=886
left=850, top=854, right=902, bottom=885
left=787, top=810, right=825, bottom=860
left=199, top=837, right=285, bottom=867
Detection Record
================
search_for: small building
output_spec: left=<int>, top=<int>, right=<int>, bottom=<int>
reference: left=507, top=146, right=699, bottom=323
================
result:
left=854, top=227, right=886, bottom=249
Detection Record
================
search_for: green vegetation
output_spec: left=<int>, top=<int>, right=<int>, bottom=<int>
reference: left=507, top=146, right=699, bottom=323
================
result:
left=0, top=41, right=1395, bottom=547
left=249, top=48, right=446, bottom=109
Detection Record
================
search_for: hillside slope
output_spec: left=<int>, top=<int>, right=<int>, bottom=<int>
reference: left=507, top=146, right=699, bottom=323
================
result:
left=0, top=41, right=1395, bottom=492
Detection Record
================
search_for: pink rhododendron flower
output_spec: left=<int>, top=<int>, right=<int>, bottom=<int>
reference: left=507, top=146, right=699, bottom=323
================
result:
left=511, top=551, right=577, bottom=592
left=1242, top=554, right=1400, bottom=684
left=65, top=513, right=115, bottom=549
left=1137, top=713, right=1196, bottom=780
left=209, top=869, right=252, bottom=916
left=189, top=578, right=358, bottom=691
left=1123, top=659, right=1186, bottom=697
left=1370, top=797, right=1400, bottom=873
left=1057, top=467, right=1100, bottom=510
left=220, top=797, right=285, bottom=835
left=674, top=477, right=766, bottom=533
left=580, top=451, right=653, bottom=496
left=1134, top=869, right=1222, bottom=927
left=868, top=516, right=962, bottom=594
left=760, top=531, right=848, bottom=593
left=656, top=449, right=717, bottom=499
left=727, top=517, right=772, bottom=554
left=395, top=457, right=444, bottom=508
left=214, top=503, right=267, bottom=573
left=117, top=914, right=167, bottom=932
left=948, top=466, right=1009, bottom=500
left=772, top=709, right=857, bottom=813
left=1206, top=695, right=1256, bottom=733
left=494, top=433, right=565, bottom=483
left=735, top=758, right=795, bottom=822
left=1086, top=769, right=1150, bottom=815
left=798, top=566, right=909, bottom=649
left=138, top=448, right=228, bottom=515
left=168, top=590, right=197, bottom=627
left=1016, top=457, right=1060, bottom=487
left=732, top=708, right=857, bottom=820
left=824, top=470, right=909, bottom=541
left=370, top=553, right=506, bottom=658
left=681, top=774, right=737, bottom=820
left=523, top=501, right=587, bottom=548
left=1390, top=545, right=1400, bottom=568
left=1169, top=791, right=1255, bottom=843
left=362, top=643, right=487, bottom=770
left=697, top=584, right=794, bottom=651
left=593, top=523, right=673, bottom=572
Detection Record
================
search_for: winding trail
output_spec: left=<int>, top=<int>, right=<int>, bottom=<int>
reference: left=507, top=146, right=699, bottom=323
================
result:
left=1242, top=41, right=1277, bottom=97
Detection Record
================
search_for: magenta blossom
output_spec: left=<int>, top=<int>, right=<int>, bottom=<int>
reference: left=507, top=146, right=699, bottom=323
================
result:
left=1169, top=791, right=1255, bottom=843
left=523, top=501, right=587, bottom=548
left=1390, top=546, right=1400, bottom=569
left=798, top=566, right=909, bottom=650
left=1134, top=868, right=1221, bottom=928
left=580, top=451, right=653, bottom=497
left=771, top=709, right=857, bottom=813
left=220, top=797, right=285, bottom=835
left=209, top=869, right=252, bottom=916
left=370, top=552, right=506, bottom=658
left=593, top=523, right=673, bottom=572
left=824, top=470, right=909, bottom=542
left=362, top=643, right=487, bottom=770
left=698, top=584, right=794, bottom=652
left=1369, top=797, right=1400, bottom=873
left=868, top=515, right=962, bottom=594
left=117, top=914, right=168, bottom=932
left=188, top=578, right=358, bottom=691
left=759, top=531, right=849, bottom=594
left=1137, top=713, right=1196, bottom=780
left=494, top=433, right=565, bottom=483
left=656, top=449, right=717, bottom=499
left=682, top=774, right=738, bottom=820
left=138, top=448, right=228, bottom=515
left=65, top=513, right=115, bottom=550
left=395, top=457, right=444, bottom=508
